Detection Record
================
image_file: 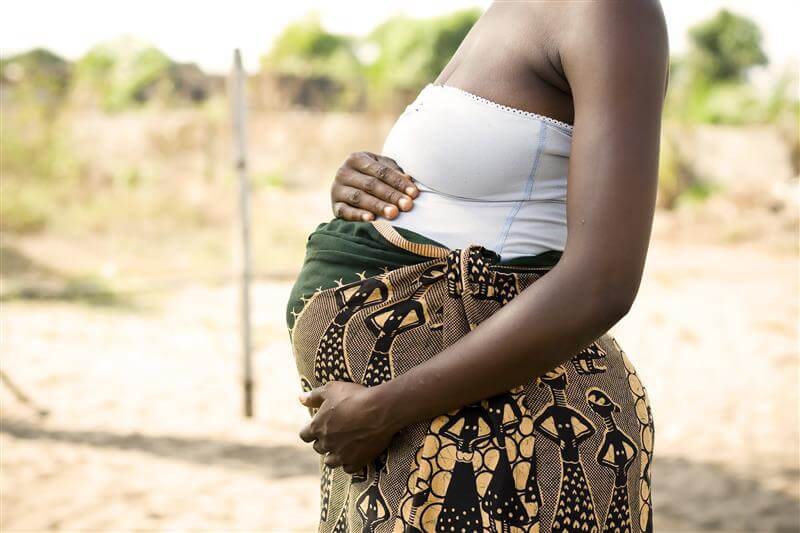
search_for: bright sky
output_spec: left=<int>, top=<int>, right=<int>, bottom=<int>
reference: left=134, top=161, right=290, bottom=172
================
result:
left=2, top=0, right=797, bottom=74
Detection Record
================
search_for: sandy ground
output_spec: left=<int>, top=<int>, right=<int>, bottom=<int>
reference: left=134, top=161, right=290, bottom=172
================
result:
left=1, top=239, right=798, bottom=532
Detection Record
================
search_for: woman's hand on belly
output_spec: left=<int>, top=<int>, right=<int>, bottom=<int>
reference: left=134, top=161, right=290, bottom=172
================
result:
left=331, top=151, right=418, bottom=222
left=298, top=381, right=401, bottom=473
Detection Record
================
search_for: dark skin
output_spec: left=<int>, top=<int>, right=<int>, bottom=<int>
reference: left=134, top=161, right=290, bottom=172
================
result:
left=301, top=0, right=669, bottom=474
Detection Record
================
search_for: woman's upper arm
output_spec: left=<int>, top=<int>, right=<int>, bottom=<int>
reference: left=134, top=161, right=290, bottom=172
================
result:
left=559, top=1, right=669, bottom=313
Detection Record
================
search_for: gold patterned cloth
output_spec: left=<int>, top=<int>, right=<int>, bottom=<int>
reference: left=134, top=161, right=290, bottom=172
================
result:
left=287, top=219, right=654, bottom=533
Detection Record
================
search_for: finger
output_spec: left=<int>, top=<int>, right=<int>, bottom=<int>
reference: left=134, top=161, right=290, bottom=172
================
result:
left=374, top=155, right=419, bottom=198
left=350, top=152, right=417, bottom=198
left=337, top=168, right=414, bottom=212
left=332, top=185, right=399, bottom=220
left=299, top=386, right=326, bottom=408
left=299, top=422, right=317, bottom=443
left=333, top=202, right=374, bottom=222
left=324, top=453, right=344, bottom=468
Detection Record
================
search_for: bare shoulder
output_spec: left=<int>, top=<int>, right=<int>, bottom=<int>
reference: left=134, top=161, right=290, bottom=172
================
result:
left=559, top=0, right=668, bottom=74
left=555, top=0, right=669, bottom=98
left=563, top=0, right=668, bottom=39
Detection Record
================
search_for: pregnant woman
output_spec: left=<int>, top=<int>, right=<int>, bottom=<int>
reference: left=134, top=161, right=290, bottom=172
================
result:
left=286, top=2, right=667, bottom=532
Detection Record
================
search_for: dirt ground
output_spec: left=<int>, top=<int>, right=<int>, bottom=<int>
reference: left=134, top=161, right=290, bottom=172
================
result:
left=2, top=231, right=798, bottom=533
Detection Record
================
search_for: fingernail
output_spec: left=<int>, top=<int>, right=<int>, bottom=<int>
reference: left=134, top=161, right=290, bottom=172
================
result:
left=383, top=206, right=396, bottom=218
left=298, top=392, right=310, bottom=403
left=361, top=212, right=373, bottom=221
left=405, top=186, right=417, bottom=197
left=398, top=198, right=412, bottom=211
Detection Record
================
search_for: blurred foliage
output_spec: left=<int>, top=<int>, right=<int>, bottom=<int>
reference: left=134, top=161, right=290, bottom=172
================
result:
left=664, top=9, right=794, bottom=126
left=1, top=182, right=57, bottom=233
left=1, top=6, right=797, bottom=234
left=1, top=37, right=225, bottom=232
left=658, top=9, right=797, bottom=209
left=657, top=133, right=691, bottom=210
left=2, top=50, right=77, bottom=231
left=1, top=48, right=71, bottom=108
left=260, top=14, right=365, bottom=109
left=1, top=65, right=84, bottom=232
left=687, top=9, right=767, bottom=83
left=260, top=9, right=480, bottom=107
left=657, top=130, right=720, bottom=210
left=72, top=37, right=173, bottom=111
left=252, top=171, right=286, bottom=189
left=363, top=9, right=480, bottom=99
left=262, top=14, right=361, bottom=81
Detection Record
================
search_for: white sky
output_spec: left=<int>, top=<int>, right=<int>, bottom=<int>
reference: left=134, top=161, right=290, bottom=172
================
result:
left=2, top=0, right=797, bottom=74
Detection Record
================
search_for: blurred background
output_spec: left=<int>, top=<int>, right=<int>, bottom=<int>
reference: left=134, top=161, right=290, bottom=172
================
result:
left=1, top=1, right=798, bottom=531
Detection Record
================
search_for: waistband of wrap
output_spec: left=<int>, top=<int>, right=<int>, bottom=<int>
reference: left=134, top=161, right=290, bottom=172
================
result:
left=369, top=219, right=562, bottom=271
left=287, top=218, right=561, bottom=330
left=303, top=218, right=562, bottom=271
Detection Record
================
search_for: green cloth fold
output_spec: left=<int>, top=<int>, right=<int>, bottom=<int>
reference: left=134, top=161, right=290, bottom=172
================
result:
left=286, top=218, right=562, bottom=330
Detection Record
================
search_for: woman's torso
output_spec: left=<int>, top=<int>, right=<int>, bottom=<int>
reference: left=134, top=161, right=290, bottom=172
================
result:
left=382, top=84, right=572, bottom=259
left=381, top=2, right=576, bottom=260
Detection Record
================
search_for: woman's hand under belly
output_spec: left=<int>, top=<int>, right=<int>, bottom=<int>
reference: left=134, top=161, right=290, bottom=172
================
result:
left=330, top=151, right=419, bottom=221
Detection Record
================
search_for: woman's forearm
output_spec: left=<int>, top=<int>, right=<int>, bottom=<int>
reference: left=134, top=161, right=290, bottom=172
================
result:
left=375, top=256, right=633, bottom=430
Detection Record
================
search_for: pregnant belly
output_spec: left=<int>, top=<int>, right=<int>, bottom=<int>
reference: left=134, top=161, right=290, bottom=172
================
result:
left=391, top=190, right=512, bottom=251
left=390, top=188, right=567, bottom=259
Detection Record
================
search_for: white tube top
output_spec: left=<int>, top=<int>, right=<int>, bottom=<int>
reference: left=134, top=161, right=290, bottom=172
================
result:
left=381, top=83, right=573, bottom=259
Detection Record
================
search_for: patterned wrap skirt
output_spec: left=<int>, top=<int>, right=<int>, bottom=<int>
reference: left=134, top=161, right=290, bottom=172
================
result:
left=286, top=218, right=655, bottom=533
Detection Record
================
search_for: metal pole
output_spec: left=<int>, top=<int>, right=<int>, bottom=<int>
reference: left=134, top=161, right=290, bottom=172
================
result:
left=231, top=49, right=254, bottom=418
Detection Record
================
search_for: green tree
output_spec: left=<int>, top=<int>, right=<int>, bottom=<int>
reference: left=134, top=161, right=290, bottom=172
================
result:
left=686, top=9, right=767, bottom=83
left=0, top=48, right=72, bottom=106
left=262, top=14, right=361, bottom=81
left=365, top=9, right=480, bottom=97
left=72, top=37, right=173, bottom=111
left=666, top=9, right=773, bottom=124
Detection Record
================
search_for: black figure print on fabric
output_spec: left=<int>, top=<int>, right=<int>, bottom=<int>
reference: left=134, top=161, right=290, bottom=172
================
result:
left=571, top=342, right=609, bottom=375
left=362, top=264, right=446, bottom=387
left=315, top=275, right=391, bottom=522
left=482, top=393, right=531, bottom=533
left=397, top=387, right=542, bottom=533
left=315, top=276, right=392, bottom=384
left=289, top=220, right=655, bottom=533
left=587, top=388, right=637, bottom=532
left=436, top=403, right=495, bottom=532
left=331, top=504, right=349, bottom=533
left=534, top=367, right=600, bottom=532
left=356, top=452, right=391, bottom=533
left=320, top=466, right=335, bottom=523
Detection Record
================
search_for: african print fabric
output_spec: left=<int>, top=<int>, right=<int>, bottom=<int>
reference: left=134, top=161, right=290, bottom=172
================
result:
left=286, top=218, right=655, bottom=533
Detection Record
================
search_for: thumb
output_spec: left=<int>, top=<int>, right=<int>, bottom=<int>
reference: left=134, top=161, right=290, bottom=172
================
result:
left=299, top=386, right=326, bottom=408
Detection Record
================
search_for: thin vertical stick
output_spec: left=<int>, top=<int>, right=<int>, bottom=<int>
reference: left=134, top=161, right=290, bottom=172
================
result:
left=231, top=49, right=254, bottom=418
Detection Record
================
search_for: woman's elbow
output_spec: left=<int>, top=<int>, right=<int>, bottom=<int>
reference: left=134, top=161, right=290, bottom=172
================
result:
left=558, top=252, right=642, bottom=330
left=604, top=292, right=635, bottom=324
left=585, top=280, right=638, bottom=330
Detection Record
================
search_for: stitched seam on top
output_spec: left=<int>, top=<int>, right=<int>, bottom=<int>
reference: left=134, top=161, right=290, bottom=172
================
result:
left=411, top=176, right=565, bottom=204
left=496, top=124, right=548, bottom=254
left=429, top=83, right=574, bottom=135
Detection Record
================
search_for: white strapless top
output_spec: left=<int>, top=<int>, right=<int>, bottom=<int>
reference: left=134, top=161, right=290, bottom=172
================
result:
left=381, top=83, right=573, bottom=259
